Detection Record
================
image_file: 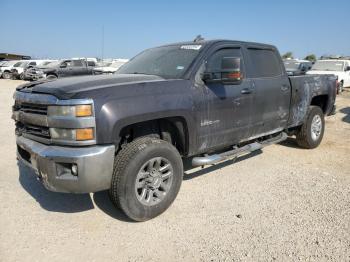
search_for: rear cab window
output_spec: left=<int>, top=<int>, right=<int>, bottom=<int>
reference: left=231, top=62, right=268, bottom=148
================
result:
left=247, top=48, right=282, bottom=78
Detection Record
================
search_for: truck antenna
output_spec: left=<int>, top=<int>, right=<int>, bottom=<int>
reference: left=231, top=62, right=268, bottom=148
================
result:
left=193, top=35, right=204, bottom=42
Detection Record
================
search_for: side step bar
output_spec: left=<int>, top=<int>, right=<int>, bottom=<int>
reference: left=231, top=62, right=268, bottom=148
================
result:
left=192, top=132, right=287, bottom=167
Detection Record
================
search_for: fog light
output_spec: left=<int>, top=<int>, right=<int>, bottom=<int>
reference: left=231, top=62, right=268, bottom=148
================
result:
left=71, top=164, right=78, bottom=176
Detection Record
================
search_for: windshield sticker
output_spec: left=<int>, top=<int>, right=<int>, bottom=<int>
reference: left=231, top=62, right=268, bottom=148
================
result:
left=180, top=45, right=202, bottom=50
left=176, top=66, right=185, bottom=70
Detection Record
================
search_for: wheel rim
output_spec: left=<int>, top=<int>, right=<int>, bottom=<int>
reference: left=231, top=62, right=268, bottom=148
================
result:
left=311, top=115, right=322, bottom=141
left=135, top=157, right=173, bottom=206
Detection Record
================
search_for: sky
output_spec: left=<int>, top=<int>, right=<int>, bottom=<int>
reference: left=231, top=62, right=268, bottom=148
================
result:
left=2, top=0, right=350, bottom=60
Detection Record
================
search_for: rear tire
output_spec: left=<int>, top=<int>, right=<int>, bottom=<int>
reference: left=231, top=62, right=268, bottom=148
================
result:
left=109, top=137, right=183, bottom=221
left=296, top=106, right=325, bottom=149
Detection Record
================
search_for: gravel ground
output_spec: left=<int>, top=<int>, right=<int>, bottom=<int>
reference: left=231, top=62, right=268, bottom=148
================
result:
left=0, top=79, right=349, bottom=261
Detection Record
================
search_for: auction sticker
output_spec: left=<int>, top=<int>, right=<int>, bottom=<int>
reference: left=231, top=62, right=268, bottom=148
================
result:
left=180, top=45, right=202, bottom=50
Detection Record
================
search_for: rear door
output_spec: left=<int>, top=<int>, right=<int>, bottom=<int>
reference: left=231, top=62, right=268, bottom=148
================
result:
left=245, top=47, right=291, bottom=137
left=72, top=60, right=88, bottom=76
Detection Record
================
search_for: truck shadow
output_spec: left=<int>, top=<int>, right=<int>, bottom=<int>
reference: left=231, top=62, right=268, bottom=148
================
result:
left=92, top=191, right=135, bottom=222
left=18, top=162, right=135, bottom=221
left=279, top=137, right=300, bottom=149
left=340, top=107, right=350, bottom=123
left=18, top=162, right=94, bottom=213
left=183, top=150, right=263, bottom=180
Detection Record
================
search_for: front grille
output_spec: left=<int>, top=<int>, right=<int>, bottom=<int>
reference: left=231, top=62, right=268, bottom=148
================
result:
left=16, top=102, right=48, bottom=115
left=16, top=122, right=51, bottom=139
left=14, top=101, right=50, bottom=141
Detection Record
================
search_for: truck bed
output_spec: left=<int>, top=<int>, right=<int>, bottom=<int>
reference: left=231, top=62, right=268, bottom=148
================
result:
left=287, top=74, right=336, bottom=128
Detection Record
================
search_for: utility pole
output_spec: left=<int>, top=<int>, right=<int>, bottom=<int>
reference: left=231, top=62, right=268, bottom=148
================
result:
left=101, top=25, right=104, bottom=61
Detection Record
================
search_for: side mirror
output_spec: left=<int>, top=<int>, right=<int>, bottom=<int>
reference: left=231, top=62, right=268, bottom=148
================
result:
left=345, top=66, right=350, bottom=71
left=60, top=63, right=67, bottom=68
left=301, top=65, right=306, bottom=72
left=202, top=57, right=242, bottom=85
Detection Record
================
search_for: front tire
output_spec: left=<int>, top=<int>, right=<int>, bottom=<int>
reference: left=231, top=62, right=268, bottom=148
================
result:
left=296, top=106, right=325, bottom=149
left=46, top=74, right=58, bottom=80
left=2, top=71, right=11, bottom=79
left=110, top=137, right=183, bottom=221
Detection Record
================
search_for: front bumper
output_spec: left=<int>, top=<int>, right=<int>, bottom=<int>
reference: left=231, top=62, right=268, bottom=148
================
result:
left=17, top=136, right=115, bottom=193
left=25, top=73, right=45, bottom=81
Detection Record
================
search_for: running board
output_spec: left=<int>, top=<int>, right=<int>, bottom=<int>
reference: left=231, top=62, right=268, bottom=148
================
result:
left=192, top=132, right=287, bottom=167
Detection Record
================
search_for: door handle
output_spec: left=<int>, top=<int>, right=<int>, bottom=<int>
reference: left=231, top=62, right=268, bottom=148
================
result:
left=281, top=85, right=289, bottom=91
left=241, top=88, right=252, bottom=94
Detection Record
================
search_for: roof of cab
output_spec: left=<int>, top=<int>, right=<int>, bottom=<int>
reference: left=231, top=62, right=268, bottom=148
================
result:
left=155, top=39, right=278, bottom=50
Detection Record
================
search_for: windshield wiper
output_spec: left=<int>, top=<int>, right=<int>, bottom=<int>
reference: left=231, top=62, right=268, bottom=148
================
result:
left=132, top=72, right=155, bottom=76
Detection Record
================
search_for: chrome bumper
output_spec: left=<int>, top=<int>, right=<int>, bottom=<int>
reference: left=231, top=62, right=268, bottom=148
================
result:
left=17, top=136, right=115, bottom=193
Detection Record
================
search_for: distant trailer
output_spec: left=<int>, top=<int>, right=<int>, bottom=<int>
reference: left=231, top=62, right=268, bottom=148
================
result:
left=0, top=53, right=31, bottom=61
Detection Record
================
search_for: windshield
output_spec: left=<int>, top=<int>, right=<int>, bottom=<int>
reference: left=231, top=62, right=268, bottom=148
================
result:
left=117, top=45, right=202, bottom=78
left=43, top=61, right=61, bottom=68
left=284, top=61, right=301, bottom=70
left=311, top=61, right=344, bottom=71
left=110, top=61, right=125, bottom=68
left=41, top=61, right=52, bottom=66
left=2, top=61, right=18, bottom=67
left=13, top=62, right=23, bottom=67
left=14, top=61, right=28, bottom=68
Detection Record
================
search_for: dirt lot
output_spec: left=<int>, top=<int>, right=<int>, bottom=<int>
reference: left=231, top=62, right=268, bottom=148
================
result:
left=0, top=79, right=349, bottom=261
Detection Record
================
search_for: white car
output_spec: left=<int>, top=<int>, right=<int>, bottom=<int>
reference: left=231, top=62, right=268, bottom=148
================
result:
left=93, top=59, right=128, bottom=75
left=0, top=60, right=21, bottom=79
left=307, top=59, right=350, bottom=92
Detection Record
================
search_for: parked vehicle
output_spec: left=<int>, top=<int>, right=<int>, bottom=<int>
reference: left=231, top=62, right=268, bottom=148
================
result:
left=0, top=61, right=8, bottom=78
left=23, top=61, right=55, bottom=81
left=307, top=59, right=350, bottom=93
left=11, top=60, right=53, bottom=80
left=29, top=59, right=96, bottom=80
left=93, top=59, right=128, bottom=75
left=13, top=40, right=336, bottom=221
left=283, top=59, right=312, bottom=76
left=0, top=60, right=21, bottom=79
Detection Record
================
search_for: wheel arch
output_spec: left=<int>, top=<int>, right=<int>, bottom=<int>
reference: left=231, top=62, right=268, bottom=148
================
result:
left=117, top=116, right=190, bottom=156
left=310, top=94, right=329, bottom=114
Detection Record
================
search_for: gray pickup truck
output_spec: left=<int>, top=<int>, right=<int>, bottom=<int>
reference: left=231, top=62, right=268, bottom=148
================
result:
left=13, top=40, right=336, bottom=221
left=26, top=59, right=96, bottom=81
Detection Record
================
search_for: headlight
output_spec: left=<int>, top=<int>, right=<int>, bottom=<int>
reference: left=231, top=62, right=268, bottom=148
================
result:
left=50, top=128, right=94, bottom=141
left=48, top=105, right=93, bottom=117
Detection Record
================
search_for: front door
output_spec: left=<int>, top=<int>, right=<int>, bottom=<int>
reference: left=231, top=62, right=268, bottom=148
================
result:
left=59, top=60, right=74, bottom=77
left=194, top=47, right=255, bottom=152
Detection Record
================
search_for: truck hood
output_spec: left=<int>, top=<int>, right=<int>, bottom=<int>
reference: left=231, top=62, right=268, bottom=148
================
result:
left=17, top=74, right=165, bottom=99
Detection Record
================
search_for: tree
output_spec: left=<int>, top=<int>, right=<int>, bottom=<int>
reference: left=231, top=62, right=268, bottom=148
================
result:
left=282, top=52, right=293, bottom=59
left=304, top=54, right=316, bottom=62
